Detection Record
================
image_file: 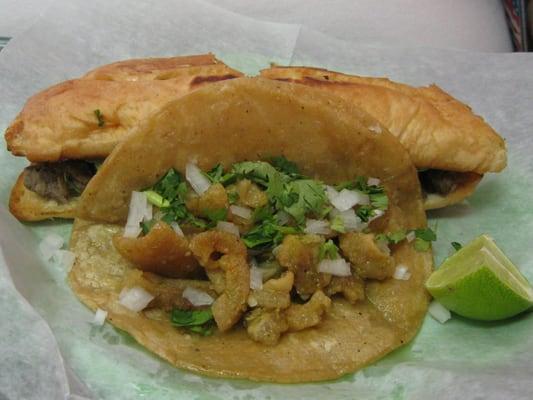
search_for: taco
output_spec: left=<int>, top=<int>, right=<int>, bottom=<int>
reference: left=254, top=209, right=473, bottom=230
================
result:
left=68, top=77, right=432, bottom=382
left=5, top=54, right=243, bottom=221
left=260, top=66, right=507, bottom=209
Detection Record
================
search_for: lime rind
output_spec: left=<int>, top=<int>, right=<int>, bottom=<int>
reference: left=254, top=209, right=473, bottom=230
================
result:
left=426, top=235, right=533, bottom=321
left=430, top=266, right=532, bottom=320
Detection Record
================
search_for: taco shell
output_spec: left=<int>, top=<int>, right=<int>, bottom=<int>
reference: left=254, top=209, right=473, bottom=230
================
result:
left=69, top=77, right=432, bottom=382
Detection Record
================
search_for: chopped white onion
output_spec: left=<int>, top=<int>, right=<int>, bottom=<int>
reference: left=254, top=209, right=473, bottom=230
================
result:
left=250, top=260, right=264, bottom=290
left=216, top=221, right=240, bottom=237
left=186, top=162, right=211, bottom=195
left=367, top=177, right=381, bottom=186
left=406, top=231, right=416, bottom=242
left=318, top=258, right=352, bottom=277
left=124, top=191, right=151, bottom=238
left=428, top=301, right=451, bottom=324
left=52, top=250, right=76, bottom=271
left=304, top=219, right=331, bottom=235
left=118, top=286, right=154, bottom=312
left=330, top=209, right=365, bottom=232
left=39, top=233, right=65, bottom=261
left=170, top=221, right=184, bottom=236
left=325, top=185, right=340, bottom=203
left=230, top=205, right=252, bottom=220
left=330, top=188, right=370, bottom=211
left=92, top=308, right=108, bottom=326
left=182, top=287, right=214, bottom=306
left=393, top=264, right=411, bottom=280
left=368, top=123, right=382, bottom=134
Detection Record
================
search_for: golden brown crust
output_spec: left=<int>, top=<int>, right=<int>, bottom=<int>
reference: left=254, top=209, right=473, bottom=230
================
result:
left=424, top=172, right=483, bottom=210
left=5, top=54, right=243, bottom=162
left=9, top=171, right=78, bottom=221
left=260, top=66, right=507, bottom=174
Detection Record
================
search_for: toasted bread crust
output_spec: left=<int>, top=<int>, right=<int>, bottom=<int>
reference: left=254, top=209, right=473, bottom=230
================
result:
left=5, top=54, right=243, bottom=162
left=9, top=171, right=78, bottom=220
left=260, top=66, right=506, bottom=174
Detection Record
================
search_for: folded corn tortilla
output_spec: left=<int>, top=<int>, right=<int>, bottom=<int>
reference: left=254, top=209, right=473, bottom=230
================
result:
left=69, top=77, right=432, bottom=382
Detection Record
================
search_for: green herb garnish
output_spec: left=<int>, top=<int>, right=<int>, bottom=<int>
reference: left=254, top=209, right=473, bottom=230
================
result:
left=319, top=240, right=339, bottom=260
left=330, top=215, right=345, bottom=233
left=242, top=218, right=299, bottom=249
left=413, top=228, right=437, bottom=252
left=282, top=179, right=327, bottom=224
left=268, top=155, right=301, bottom=177
left=227, top=190, right=239, bottom=204
left=94, top=109, right=105, bottom=127
left=171, top=308, right=214, bottom=336
left=451, top=241, right=462, bottom=251
left=205, top=164, right=236, bottom=186
left=141, top=219, right=157, bottom=235
left=204, top=208, right=227, bottom=224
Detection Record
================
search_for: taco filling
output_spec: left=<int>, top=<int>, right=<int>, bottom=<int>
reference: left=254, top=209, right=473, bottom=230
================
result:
left=22, top=160, right=100, bottom=203
left=109, top=157, right=434, bottom=344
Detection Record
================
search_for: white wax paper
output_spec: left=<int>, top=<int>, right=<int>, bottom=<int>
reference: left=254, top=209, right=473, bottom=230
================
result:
left=1, top=1, right=532, bottom=399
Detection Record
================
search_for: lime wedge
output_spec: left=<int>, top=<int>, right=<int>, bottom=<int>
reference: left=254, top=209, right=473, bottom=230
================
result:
left=426, top=235, right=533, bottom=321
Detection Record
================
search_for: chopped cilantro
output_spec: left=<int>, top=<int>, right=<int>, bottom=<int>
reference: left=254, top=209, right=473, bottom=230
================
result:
left=205, top=164, right=236, bottom=186
left=387, top=230, right=407, bottom=244
left=232, top=161, right=281, bottom=187
left=282, top=179, right=327, bottom=224
left=203, top=208, right=227, bottom=224
left=268, top=155, right=301, bottom=177
left=414, top=228, right=437, bottom=242
left=319, top=240, right=339, bottom=260
left=252, top=206, right=273, bottom=223
left=355, top=205, right=374, bottom=222
left=451, top=241, right=462, bottom=251
left=171, top=308, right=214, bottom=336
left=369, top=192, right=388, bottom=210
left=413, top=228, right=437, bottom=252
left=414, top=238, right=431, bottom=252
left=94, top=109, right=105, bottom=127
left=375, top=230, right=406, bottom=245
left=330, top=215, right=345, bottom=233
left=227, top=190, right=239, bottom=204
left=151, top=169, right=187, bottom=202
left=141, top=219, right=157, bottom=235
left=242, top=218, right=299, bottom=250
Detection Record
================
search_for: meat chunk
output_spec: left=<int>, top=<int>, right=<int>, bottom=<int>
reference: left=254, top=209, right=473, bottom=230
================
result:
left=275, top=234, right=329, bottom=296
left=23, top=160, right=97, bottom=203
left=122, top=270, right=215, bottom=311
left=186, top=183, right=228, bottom=217
left=246, top=308, right=288, bottom=345
left=285, top=290, right=331, bottom=331
left=189, top=230, right=247, bottom=269
left=190, top=231, right=249, bottom=332
left=251, top=271, right=294, bottom=310
left=235, top=179, right=268, bottom=208
left=113, top=221, right=200, bottom=278
left=339, top=232, right=395, bottom=280
left=325, top=275, right=365, bottom=303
